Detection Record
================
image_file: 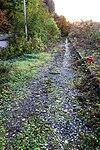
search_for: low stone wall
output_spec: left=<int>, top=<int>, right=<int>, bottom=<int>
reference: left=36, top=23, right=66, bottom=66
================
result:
left=0, top=34, right=12, bottom=48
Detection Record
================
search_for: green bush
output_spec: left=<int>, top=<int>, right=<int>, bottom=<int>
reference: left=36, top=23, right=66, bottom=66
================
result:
left=0, top=0, right=59, bottom=59
left=0, top=61, right=10, bottom=91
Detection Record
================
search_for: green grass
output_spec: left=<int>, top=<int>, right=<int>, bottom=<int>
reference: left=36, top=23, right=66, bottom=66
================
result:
left=0, top=51, right=54, bottom=150
left=3, top=52, right=52, bottom=89
left=6, top=117, right=51, bottom=150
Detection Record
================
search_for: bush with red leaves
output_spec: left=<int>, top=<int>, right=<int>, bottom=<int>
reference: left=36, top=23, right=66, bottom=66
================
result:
left=0, top=10, right=11, bottom=33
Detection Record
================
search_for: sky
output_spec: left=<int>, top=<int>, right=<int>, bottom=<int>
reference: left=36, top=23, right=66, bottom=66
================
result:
left=54, top=0, right=100, bottom=22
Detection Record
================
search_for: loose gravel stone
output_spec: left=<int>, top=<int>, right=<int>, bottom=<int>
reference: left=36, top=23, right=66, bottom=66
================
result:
left=3, top=42, right=89, bottom=149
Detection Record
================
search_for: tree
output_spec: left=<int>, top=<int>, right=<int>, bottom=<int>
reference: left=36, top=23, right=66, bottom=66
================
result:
left=43, top=0, right=55, bottom=13
left=0, top=0, right=59, bottom=59
left=54, top=14, right=70, bottom=36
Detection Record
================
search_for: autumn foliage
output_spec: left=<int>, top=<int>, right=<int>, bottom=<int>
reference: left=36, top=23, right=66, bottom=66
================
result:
left=68, top=20, right=100, bottom=50
left=54, top=13, right=70, bottom=36
left=43, top=0, right=55, bottom=13
left=0, top=10, right=11, bottom=33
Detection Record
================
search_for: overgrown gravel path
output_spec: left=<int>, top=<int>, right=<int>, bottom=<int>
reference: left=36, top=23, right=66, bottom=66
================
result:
left=4, top=42, right=89, bottom=149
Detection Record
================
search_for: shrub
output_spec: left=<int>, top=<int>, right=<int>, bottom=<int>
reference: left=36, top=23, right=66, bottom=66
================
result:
left=0, top=10, right=11, bottom=33
left=0, top=61, right=10, bottom=92
left=0, top=0, right=59, bottom=59
left=54, top=13, right=70, bottom=36
left=68, top=20, right=100, bottom=50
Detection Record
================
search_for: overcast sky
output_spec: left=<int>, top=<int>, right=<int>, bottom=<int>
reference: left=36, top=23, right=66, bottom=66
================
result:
left=54, top=0, right=100, bottom=22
